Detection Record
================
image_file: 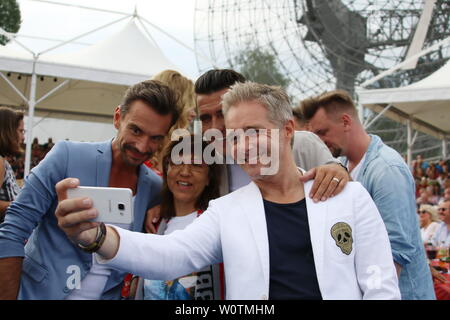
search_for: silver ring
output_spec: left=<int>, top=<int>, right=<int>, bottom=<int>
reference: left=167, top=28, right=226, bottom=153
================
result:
left=332, top=177, right=340, bottom=183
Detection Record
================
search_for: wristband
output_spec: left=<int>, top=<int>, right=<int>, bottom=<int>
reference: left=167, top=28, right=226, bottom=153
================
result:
left=326, top=160, right=348, bottom=172
left=78, top=222, right=107, bottom=253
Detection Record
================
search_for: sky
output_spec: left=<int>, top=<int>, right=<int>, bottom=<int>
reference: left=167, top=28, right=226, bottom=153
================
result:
left=10, top=0, right=201, bottom=142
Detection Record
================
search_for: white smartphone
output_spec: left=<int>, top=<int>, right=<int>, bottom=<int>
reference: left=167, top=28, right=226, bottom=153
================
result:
left=67, top=186, right=133, bottom=225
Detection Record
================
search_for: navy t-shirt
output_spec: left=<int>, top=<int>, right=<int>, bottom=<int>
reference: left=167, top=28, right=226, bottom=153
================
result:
left=263, top=198, right=322, bottom=300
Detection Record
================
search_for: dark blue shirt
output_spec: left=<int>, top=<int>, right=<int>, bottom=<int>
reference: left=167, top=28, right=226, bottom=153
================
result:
left=263, top=198, right=322, bottom=300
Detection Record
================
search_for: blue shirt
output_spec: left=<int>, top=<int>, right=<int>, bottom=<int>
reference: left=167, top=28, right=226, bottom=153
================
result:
left=264, top=198, right=322, bottom=300
left=347, top=134, right=435, bottom=300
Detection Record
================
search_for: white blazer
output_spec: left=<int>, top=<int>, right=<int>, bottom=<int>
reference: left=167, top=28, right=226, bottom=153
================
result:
left=99, top=180, right=401, bottom=300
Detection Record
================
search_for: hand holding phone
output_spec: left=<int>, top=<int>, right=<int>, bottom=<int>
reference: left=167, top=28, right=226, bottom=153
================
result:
left=67, top=186, right=133, bottom=225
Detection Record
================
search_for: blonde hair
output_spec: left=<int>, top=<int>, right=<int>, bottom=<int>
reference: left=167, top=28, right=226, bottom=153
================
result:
left=150, top=70, right=196, bottom=170
left=152, top=70, right=195, bottom=131
left=301, top=90, right=358, bottom=121
left=419, top=204, right=439, bottom=222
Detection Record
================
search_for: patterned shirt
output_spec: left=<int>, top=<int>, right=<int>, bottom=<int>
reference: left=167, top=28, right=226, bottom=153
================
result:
left=0, top=158, right=20, bottom=202
left=0, top=158, right=20, bottom=221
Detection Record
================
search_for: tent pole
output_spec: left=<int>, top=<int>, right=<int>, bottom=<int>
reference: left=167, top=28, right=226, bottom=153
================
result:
left=357, top=102, right=364, bottom=123
left=28, top=0, right=131, bottom=16
left=38, top=15, right=131, bottom=55
left=0, top=26, right=35, bottom=56
left=0, top=72, right=28, bottom=102
left=139, top=16, right=216, bottom=67
left=35, top=79, right=69, bottom=105
left=24, top=60, right=37, bottom=177
left=136, top=16, right=163, bottom=52
left=407, top=118, right=413, bottom=167
left=364, top=104, right=392, bottom=130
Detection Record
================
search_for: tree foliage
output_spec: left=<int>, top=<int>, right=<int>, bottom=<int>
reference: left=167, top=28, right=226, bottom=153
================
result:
left=234, top=46, right=290, bottom=89
left=0, top=0, right=21, bottom=45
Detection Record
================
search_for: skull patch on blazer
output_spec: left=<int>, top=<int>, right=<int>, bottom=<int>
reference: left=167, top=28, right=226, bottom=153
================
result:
left=330, top=222, right=353, bottom=255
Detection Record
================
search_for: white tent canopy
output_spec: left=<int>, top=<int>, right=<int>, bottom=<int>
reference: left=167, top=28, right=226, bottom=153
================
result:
left=357, top=59, right=450, bottom=140
left=0, top=15, right=182, bottom=175
left=0, top=18, right=179, bottom=122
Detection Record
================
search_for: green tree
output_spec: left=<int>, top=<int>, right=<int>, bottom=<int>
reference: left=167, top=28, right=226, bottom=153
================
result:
left=0, top=0, right=21, bottom=45
left=234, top=46, right=290, bottom=89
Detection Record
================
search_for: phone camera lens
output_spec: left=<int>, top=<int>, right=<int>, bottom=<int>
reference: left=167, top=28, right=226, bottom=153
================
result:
left=118, top=203, right=125, bottom=210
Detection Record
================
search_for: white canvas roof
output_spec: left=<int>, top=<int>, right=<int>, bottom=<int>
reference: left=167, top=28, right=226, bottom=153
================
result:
left=0, top=15, right=184, bottom=176
left=357, top=59, right=450, bottom=139
left=0, top=19, right=180, bottom=122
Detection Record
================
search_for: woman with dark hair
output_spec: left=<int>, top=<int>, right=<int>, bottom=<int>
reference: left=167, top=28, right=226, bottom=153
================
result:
left=134, top=135, right=221, bottom=300
left=0, top=107, right=25, bottom=221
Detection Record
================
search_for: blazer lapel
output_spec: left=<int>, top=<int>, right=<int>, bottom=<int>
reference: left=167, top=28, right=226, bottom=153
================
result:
left=95, top=140, right=113, bottom=187
left=304, top=181, right=327, bottom=298
left=219, top=164, right=229, bottom=196
left=241, top=182, right=270, bottom=292
left=132, top=166, right=151, bottom=232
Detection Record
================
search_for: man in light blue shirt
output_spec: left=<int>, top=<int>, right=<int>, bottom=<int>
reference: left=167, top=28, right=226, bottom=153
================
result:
left=301, top=90, right=435, bottom=300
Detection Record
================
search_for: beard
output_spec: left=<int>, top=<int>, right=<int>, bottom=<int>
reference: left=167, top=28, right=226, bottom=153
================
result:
left=120, top=143, right=153, bottom=166
left=329, top=146, right=343, bottom=158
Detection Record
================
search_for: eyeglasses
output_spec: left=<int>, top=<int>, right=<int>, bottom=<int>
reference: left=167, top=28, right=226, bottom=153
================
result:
left=168, top=160, right=207, bottom=173
left=418, top=211, right=429, bottom=214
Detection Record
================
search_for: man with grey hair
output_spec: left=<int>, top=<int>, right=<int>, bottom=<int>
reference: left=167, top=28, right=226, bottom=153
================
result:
left=146, top=69, right=350, bottom=235
left=193, top=69, right=348, bottom=199
left=55, top=82, right=400, bottom=300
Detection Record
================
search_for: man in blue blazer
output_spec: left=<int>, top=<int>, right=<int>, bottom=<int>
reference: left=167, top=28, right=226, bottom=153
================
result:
left=0, top=80, right=179, bottom=299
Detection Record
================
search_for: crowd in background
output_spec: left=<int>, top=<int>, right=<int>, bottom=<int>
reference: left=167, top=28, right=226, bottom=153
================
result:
left=7, top=137, right=55, bottom=182
left=413, top=156, right=449, bottom=205
left=412, top=155, right=450, bottom=247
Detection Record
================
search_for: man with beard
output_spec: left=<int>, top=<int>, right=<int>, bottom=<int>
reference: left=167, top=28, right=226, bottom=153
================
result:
left=301, top=90, right=435, bottom=300
left=194, top=69, right=348, bottom=198
left=146, top=70, right=350, bottom=234
left=0, top=80, right=178, bottom=299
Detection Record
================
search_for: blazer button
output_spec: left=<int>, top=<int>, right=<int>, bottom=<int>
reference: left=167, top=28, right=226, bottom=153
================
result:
left=261, top=294, right=268, bottom=300
left=63, top=286, right=70, bottom=293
